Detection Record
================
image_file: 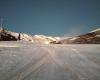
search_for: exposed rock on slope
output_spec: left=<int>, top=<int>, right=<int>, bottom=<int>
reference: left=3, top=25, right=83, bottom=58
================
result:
left=0, top=27, right=18, bottom=41
left=75, top=28, right=100, bottom=44
left=54, top=28, right=100, bottom=44
left=0, top=27, right=100, bottom=44
left=0, top=27, right=60, bottom=44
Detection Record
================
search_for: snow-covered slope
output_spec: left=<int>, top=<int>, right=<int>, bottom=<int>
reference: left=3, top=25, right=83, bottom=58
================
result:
left=90, top=28, right=100, bottom=37
left=90, top=28, right=100, bottom=33
left=0, top=27, right=60, bottom=44
left=0, top=27, right=100, bottom=44
left=33, top=35, right=60, bottom=44
left=52, top=28, right=100, bottom=44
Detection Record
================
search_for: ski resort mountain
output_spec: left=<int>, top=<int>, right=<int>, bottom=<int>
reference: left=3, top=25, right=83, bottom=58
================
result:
left=0, top=27, right=100, bottom=44
left=0, top=27, right=60, bottom=44
left=54, top=28, right=100, bottom=44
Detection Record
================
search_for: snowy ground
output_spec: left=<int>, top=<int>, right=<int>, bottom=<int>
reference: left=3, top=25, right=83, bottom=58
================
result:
left=0, top=41, right=100, bottom=80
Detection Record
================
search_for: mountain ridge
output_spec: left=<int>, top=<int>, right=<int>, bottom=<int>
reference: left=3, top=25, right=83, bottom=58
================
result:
left=54, top=28, right=100, bottom=44
left=0, top=27, right=100, bottom=44
left=0, top=27, right=60, bottom=44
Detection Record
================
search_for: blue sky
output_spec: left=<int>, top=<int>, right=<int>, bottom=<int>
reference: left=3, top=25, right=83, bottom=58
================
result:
left=0, top=0, right=100, bottom=36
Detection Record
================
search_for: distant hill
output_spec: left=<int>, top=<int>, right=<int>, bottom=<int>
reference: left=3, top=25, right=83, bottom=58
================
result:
left=52, top=28, right=100, bottom=44
left=0, top=27, right=100, bottom=44
left=0, top=27, right=60, bottom=44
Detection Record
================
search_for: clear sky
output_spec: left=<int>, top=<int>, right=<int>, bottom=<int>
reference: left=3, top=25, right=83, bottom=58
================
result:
left=0, top=0, right=100, bottom=36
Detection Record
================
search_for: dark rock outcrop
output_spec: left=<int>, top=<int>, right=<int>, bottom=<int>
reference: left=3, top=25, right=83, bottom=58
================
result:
left=0, top=27, right=100, bottom=44
left=0, top=27, right=18, bottom=41
left=73, top=31, right=100, bottom=44
left=51, top=28, right=100, bottom=44
left=0, top=27, right=59, bottom=44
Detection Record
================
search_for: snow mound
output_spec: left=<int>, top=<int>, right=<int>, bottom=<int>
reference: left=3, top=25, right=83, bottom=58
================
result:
left=90, top=28, right=100, bottom=33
